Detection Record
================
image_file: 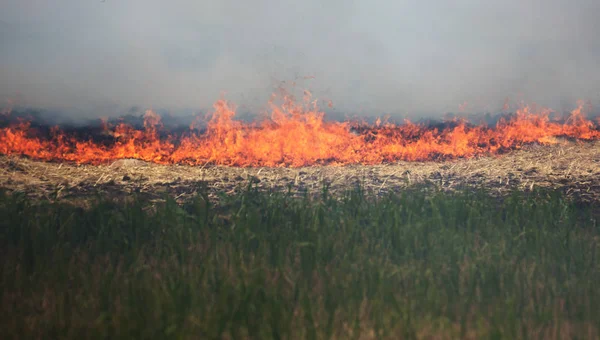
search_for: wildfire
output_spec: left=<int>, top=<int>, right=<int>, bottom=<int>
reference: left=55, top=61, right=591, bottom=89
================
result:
left=1, top=95, right=599, bottom=167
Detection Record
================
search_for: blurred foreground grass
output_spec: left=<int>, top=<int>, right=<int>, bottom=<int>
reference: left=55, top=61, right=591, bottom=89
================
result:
left=1, top=184, right=599, bottom=339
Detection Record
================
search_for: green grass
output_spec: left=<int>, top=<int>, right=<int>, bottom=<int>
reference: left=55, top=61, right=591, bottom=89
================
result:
left=1, top=184, right=599, bottom=339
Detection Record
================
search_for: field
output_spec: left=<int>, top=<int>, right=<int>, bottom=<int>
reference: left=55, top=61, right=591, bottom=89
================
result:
left=1, top=141, right=600, bottom=339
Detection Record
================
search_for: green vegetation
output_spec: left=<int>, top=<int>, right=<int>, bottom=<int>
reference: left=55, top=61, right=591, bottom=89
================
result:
left=1, top=184, right=599, bottom=339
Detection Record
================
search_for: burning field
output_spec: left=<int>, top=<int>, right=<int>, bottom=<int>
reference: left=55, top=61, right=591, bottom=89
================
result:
left=2, top=96, right=600, bottom=167
left=5, top=0, right=600, bottom=337
left=3, top=97, right=600, bottom=339
left=1, top=96, right=600, bottom=203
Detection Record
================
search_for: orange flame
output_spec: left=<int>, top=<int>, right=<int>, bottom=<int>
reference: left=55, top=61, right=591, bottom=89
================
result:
left=1, top=95, right=599, bottom=167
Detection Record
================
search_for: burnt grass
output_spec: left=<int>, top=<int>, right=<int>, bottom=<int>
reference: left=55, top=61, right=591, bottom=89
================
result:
left=1, top=183, right=600, bottom=339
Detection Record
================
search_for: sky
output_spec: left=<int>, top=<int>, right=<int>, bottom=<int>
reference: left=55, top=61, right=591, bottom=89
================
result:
left=1, top=0, right=599, bottom=118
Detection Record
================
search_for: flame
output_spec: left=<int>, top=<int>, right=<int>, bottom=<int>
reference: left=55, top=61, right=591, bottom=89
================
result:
left=1, top=95, right=599, bottom=167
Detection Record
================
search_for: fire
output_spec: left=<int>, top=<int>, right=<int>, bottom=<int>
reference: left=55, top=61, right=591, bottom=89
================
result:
left=1, top=95, right=599, bottom=167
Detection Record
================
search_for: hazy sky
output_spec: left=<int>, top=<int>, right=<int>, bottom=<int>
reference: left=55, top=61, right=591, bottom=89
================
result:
left=1, top=0, right=599, bottom=117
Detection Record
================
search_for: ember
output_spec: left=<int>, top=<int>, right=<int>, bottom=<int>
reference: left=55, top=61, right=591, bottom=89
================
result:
left=1, top=95, right=598, bottom=167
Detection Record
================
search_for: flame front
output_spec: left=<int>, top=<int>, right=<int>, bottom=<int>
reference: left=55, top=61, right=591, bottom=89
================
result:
left=1, top=96, right=599, bottom=167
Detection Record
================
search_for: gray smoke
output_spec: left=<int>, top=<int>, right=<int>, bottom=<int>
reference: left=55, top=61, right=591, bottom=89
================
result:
left=1, top=0, right=599, bottom=119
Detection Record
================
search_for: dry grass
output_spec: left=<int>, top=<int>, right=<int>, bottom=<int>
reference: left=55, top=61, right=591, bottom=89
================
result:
left=2, top=139, right=600, bottom=204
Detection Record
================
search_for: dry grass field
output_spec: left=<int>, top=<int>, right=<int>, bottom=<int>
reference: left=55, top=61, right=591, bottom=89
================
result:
left=2, top=140, right=599, bottom=204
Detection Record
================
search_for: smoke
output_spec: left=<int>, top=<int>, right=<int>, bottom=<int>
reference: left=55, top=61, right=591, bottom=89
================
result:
left=1, top=0, right=599, bottom=119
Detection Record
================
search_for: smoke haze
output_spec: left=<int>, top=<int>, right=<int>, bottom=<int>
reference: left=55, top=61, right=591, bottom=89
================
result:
left=1, top=0, right=599, bottom=118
